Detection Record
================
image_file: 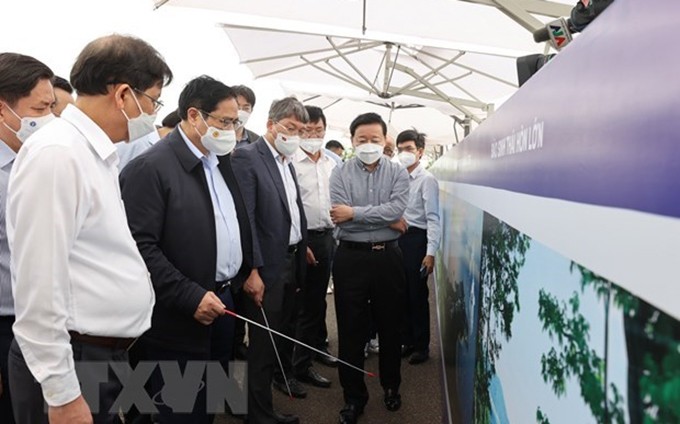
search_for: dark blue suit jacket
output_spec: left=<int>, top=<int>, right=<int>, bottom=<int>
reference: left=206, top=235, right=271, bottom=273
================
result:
left=230, top=137, right=307, bottom=310
left=119, top=128, right=253, bottom=353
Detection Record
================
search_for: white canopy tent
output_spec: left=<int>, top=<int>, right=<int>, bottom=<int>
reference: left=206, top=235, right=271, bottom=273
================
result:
left=154, top=0, right=573, bottom=144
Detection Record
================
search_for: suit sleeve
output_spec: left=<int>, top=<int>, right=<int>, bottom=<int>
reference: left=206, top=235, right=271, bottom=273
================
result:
left=120, top=156, right=206, bottom=318
left=230, top=149, right=263, bottom=268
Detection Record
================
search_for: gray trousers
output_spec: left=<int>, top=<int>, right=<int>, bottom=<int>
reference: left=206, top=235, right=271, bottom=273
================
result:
left=8, top=338, right=127, bottom=424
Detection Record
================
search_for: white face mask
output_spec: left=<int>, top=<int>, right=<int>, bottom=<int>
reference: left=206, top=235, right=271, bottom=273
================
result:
left=274, top=132, right=301, bottom=157
left=300, top=138, right=324, bottom=155
left=121, top=89, right=157, bottom=142
left=197, top=116, right=237, bottom=156
left=354, top=143, right=384, bottom=165
left=397, top=151, right=417, bottom=168
left=3, top=105, right=55, bottom=143
left=237, top=110, right=251, bottom=129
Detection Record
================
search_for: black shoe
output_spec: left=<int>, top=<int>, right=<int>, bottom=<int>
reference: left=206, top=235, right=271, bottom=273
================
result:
left=408, top=351, right=429, bottom=365
left=274, top=412, right=300, bottom=424
left=401, top=345, right=415, bottom=358
left=297, top=368, right=331, bottom=388
left=273, top=377, right=307, bottom=398
left=315, top=349, right=338, bottom=367
left=339, top=404, right=363, bottom=424
left=384, top=388, right=402, bottom=411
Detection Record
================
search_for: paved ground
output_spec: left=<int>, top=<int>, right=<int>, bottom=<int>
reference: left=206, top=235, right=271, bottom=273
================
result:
left=215, top=278, right=444, bottom=424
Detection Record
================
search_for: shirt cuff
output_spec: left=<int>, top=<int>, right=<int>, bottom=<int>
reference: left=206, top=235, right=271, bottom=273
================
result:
left=426, top=246, right=437, bottom=257
left=41, top=369, right=81, bottom=407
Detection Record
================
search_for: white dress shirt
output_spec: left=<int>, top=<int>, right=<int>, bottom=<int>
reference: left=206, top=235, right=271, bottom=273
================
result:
left=7, top=104, right=155, bottom=407
left=265, top=140, right=302, bottom=245
left=0, top=140, right=16, bottom=316
left=178, top=127, right=242, bottom=280
left=294, top=148, right=336, bottom=230
left=403, top=164, right=442, bottom=256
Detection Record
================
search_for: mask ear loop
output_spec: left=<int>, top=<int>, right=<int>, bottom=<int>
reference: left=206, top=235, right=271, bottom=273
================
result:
left=1, top=103, right=23, bottom=135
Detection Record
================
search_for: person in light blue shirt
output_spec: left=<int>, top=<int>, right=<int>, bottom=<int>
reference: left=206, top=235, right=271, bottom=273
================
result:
left=395, top=129, right=441, bottom=365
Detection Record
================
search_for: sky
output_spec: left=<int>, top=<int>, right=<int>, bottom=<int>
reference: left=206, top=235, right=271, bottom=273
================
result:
left=0, top=0, right=291, bottom=137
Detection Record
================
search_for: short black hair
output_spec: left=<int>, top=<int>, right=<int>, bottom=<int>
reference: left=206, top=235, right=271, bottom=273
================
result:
left=0, top=53, right=54, bottom=106
left=305, top=105, right=326, bottom=128
left=349, top=112, right=386, bottom=138
left=232, top=85, right=256, bottom=108
left=53, top=76, right=73, bottom=94
left=396, top=128, right=427, bottom=150
left=161, top=109, right=181, bottom=128
left=325, top=140, right=344, bottom=151
left=177, top=76, right=236, bottom=120
left=70, top=34, right=173, bottom=96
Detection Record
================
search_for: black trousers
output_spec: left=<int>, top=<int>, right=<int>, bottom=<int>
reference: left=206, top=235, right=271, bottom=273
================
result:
left=243, top=252, right=296, bottom=424
left=0, top=315, right=15, bottom=424
left=293, top=231, right=334, bottom=374
left=332, top=242, right=405, bottom=408
left=8, top=338, right=126, bottom=424
left=398, top=228, right=431, bottom=353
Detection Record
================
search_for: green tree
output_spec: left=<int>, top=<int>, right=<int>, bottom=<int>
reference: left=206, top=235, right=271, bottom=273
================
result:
left=474, top=214, right=530, bottom=423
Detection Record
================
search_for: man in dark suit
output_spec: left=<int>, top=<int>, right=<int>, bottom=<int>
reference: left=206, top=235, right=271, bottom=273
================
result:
left=231, top=97, right=309, bottom=424
left=120, top=76, right=254, bottom=423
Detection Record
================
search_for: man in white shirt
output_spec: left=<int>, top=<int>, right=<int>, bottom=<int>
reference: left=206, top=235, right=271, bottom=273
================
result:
left=395, top=129, right=441, bottom=365
left=6, top=35, right=172, bottom=424
left=0, top=52, right=56, bottom=424
left=292, top=106, right=337, bottom=388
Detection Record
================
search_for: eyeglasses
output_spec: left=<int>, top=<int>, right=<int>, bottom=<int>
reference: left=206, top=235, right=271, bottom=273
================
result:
left=276, top=121, right=305, bottom=137
left=133, top=88, right=164, bottom=113
left=304, top=127, right=326, bottom=138
left=201, top=110, right=241, bottom=129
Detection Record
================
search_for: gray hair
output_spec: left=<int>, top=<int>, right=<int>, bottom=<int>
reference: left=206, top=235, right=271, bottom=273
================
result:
left=268, top=96, right=309, bottom=123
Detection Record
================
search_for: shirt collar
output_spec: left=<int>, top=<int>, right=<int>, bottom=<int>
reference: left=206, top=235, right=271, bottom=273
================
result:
left=353, top=155, right=385, bottom=172
left=294, top=147, right=328, bottom=164
left=410, top=163, right=424, bottom=179
left=178, top=126, right=218, bottom=169
left=264, top=137, right=286, bottom=164
left=61, top=104, right=118, bottom=165
left=0, top=140, right=17, bottom=168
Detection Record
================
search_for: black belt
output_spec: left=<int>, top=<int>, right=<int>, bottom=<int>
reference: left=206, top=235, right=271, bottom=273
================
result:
left=69, top=331, right=137, bottom=351
left=216, top=280, right=233, bottom=295
left=287, top=244, right=298, bottom=254
left=339, top=240, right=398, bottom=252
left=308, top=228, right=333, bottom=236
left=406, top=227, right=426, bottom=234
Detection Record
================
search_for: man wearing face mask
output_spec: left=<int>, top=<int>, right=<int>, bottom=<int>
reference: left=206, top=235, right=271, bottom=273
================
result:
left=0, top=52, right=55, bottom=424
left=329, top=112, right=409, bottom=424
left=395, top=129, right=440, bottom=366
left=7, top=35, right=172, bottom=424
left=291, top=106, right=337, bottom=388
left=231, top=97, right=308, bottom=424
left=120, top=76, right=254, bottom=423
left=115, top=77, right=164, bottom=171
left=233, top=85, right=260, bottom=150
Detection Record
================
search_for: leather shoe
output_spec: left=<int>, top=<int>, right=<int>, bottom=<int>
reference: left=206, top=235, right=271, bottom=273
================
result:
left=401, top=345, right=414, bottom=358
left=339, top=403, right=363, bottom=424
left=273, top=377, right=307, bottom=398
left=315, top=349, right=338, bottom=367
left=409, top=351, right=429, bottom=365
left=384, top=388, right=402, bottom=411
left=274, top=412, right=300, bottom=424
left=297, top=368, right=331, bottom=388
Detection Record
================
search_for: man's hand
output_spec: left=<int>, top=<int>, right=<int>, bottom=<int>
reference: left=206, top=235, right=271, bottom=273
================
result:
left=243, top=268, right=265, bottom=307
left=389, top=217, right=408, bottom=235
left=330, top=205, right=354, bottom=224
left=48, top=395, right=93, bottom=424
left=306, top=247, right=318, bottom=266
left=193, top=292, right=226, bottom=325
left=422, top=255, right=435, bottom=275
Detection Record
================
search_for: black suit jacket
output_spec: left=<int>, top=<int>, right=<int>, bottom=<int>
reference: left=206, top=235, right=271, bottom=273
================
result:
left=231, top=137, right=307, bottom=310
left=119, top=128, right=253, bottom=353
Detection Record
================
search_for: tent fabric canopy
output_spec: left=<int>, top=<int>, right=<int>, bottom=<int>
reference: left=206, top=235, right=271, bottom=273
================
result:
left=157, top=0, right=574, bottom=143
